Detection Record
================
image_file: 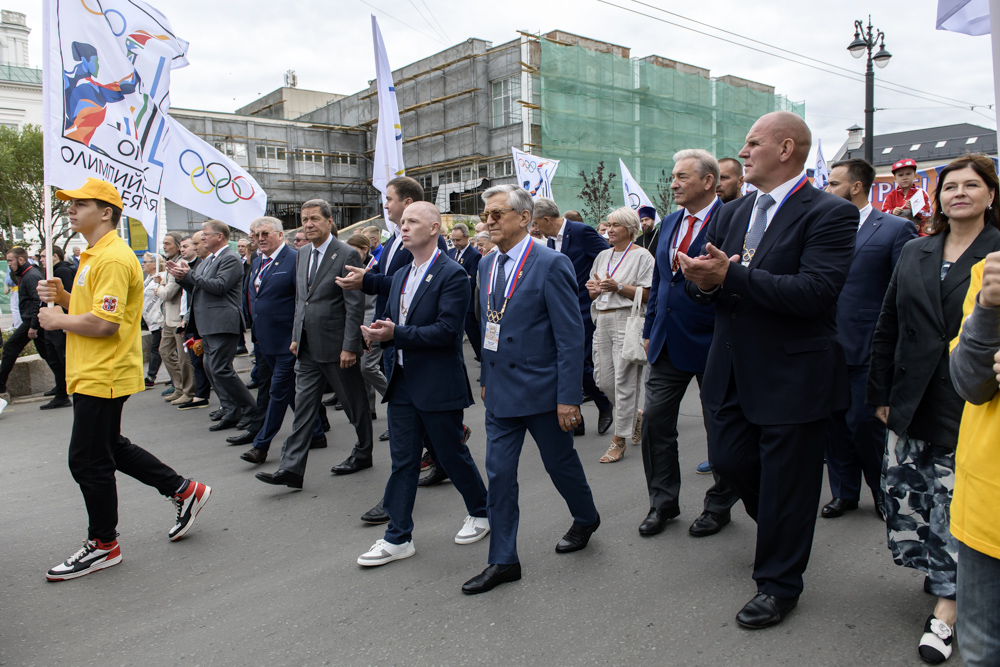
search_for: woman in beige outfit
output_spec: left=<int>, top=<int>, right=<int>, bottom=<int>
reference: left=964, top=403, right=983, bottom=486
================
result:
left=586, top=207, right=654, bottom=463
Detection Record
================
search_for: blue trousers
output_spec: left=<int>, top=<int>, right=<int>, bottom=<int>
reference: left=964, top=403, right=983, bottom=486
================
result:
left=184, top=333, right=211, bottom=400
left=484, top=409, right=599, bottom=565
left=252, top=349, right=322, bottom=451
left=382, top=367, right=487, bottom=545
left=958, top=542, right=1000, bottom=667
left=825, top=365, right=885, bottom=501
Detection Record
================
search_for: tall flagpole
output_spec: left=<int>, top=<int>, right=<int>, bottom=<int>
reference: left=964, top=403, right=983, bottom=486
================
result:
left=43, top=185, right=54, bottom=306
left=991, top=0, right=1000, bottom=153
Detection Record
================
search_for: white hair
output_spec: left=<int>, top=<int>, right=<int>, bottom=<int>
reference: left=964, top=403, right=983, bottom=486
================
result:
left=672, top=148, right=720, bottom=183
left=482, top=184, right=533, bottom=216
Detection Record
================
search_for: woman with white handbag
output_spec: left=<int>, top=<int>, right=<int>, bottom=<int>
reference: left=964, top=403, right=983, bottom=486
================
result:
left=586, top=207, right=654, bottom=463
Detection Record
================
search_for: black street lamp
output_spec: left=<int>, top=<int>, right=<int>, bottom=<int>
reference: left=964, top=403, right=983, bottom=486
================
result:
left=848, top=16, right=892, bottom=164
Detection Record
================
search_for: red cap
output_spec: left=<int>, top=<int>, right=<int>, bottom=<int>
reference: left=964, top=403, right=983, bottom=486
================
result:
left=891, top=158, right=918, bottom=173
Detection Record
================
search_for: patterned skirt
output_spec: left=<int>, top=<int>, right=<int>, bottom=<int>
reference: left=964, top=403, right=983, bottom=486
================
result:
left=882, top=430, right=959, bottom=599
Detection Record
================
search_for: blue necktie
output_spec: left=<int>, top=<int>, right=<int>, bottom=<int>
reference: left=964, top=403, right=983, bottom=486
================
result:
left=492, top=254, right=508, bottom=311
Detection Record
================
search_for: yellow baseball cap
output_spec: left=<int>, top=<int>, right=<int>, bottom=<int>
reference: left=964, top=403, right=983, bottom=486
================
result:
left=54, top=177, right=124, bottom=209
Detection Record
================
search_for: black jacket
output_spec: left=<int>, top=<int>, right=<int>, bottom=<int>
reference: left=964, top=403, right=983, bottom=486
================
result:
left=867, top=224, right=1000, bottom=447
left=12, top=262, right=43, bottom=329
left=52, top=260, right=76, bottom=293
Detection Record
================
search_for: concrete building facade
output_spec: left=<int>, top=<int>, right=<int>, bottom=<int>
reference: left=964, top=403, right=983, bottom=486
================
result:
left=0, top=9, right=42, bottom=128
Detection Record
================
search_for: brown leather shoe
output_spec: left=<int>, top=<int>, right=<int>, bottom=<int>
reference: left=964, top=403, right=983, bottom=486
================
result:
left=240, top=447, right=267, bottom=464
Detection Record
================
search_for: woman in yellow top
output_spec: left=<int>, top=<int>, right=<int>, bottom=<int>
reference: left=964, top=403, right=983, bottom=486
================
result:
left=949, top=249, right=1000, bottom=667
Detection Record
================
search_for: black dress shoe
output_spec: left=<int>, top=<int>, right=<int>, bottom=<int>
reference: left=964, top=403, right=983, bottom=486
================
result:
left=597, top=408, right=614, bottom=435
left=370, top=411, right=378, bottom=421
left=39, top=396, right=71, bottom=410
left=226, top=430, right=256, bottom=446
left=246, top=380, right=260, bottom=390
left=573, top=420, right=585, bottom=437
left=820, top=498, right=859, bottom=519
left=43, top=387, right=59, bottom=397
left=209, top=409, right=226, bottom=422
left=361, top=500, right=389, bottom=525
left=310, top=435, right=327, bottom=449
left=209, top=419, right=239, bottom=432
left=330, top=456, right=372, bottom=475
left=418, top=467, right=449, bottom=487
left=462, top=563, right=522, bottom=595
left=379, top=429, right=390, bottom=441
left=255, top=469, right=303, bottom=489
left=556, top=514, right=601, bottom=553
left=334, top=402, right=345, bottom=411
left=322, top=395, right=338, bottom=407
left=639, top=507, right=680, bottom=536
left=241, top=447, right=267, bottom=464
left=689, top=510, right=731, bottom=537
left=236, top=415, right=253, bottom=430
left=735, top=593, right=799, bottom=629
left=873, top=490, right=886, bottom=521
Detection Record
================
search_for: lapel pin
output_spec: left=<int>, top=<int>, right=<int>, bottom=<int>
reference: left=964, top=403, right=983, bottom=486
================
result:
left=425, top=274, right=433, bottom=282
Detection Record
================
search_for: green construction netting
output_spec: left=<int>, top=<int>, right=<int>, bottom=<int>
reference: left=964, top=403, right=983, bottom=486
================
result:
left=538, top=39, right=805, bottom=221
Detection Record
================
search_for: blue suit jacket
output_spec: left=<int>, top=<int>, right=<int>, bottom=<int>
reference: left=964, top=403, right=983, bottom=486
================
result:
left=837, top=208, right=917, bottom=367
left=362, top=234, right=448, bottom=322
left=478, top=238, right=584, bottom=417
left=448, top=245, right=481, bottom=312
left=687, top=184, right=858, bottom=425
left=550, top=219, right=610, bottom=316
left=247, top=244, right=297, bottom=355
left=643, top=200, right=724, bottom=371
left=384, top=252, right=474, bottom=412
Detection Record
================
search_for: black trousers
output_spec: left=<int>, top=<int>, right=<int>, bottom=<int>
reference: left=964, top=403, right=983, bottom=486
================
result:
left=245, top=349, right=273, bottom=435
left=464, top=311, right=482, bottom=360
left=0, top=323, right=67, bottom=396
left=147, top=329, right=162, bottom=380
left=705, top=372, right=827, bottom=599
left=641, top=351, right=738, bottom=515
left=582, top=317, right=611, bottom=412
left=825, top=365, right=885, bottom=502
left=69, top=394, right=186, bottom=542
left=184, top=332, right=212, bottom=400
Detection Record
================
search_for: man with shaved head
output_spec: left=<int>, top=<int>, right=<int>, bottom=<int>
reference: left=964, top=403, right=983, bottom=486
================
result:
left=678, top=111, right=857, bottom=629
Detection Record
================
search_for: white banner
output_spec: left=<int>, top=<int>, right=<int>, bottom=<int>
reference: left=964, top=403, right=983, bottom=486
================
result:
left=814, top=139, right=829, bottom=189
left=936, top=0, right=990, bottom=34
left=512, top=148, right=559, bottom=201
left=618, top=158, right=660, bottom=224
left=371, top=15, right=405, bottom=235
left=43, top=0, right=263, bottom=234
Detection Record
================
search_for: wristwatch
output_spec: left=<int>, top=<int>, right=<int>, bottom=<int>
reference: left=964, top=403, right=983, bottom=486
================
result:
left=616, top=283, right=624, bottom=292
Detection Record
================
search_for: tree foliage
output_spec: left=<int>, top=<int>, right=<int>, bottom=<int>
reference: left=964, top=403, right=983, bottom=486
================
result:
left=0, top=124, right=72, bottom=255
left=578, top=161, right=616, bottom=225
left=652, top=168, right=676, bottom=218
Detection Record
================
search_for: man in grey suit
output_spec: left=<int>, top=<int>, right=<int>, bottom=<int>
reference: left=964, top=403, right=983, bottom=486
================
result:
left=256, top=200, right=373, bottom=489
left=167, top=220, right=256, bottom=431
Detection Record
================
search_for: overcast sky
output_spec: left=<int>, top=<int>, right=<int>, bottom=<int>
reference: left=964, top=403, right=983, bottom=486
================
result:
left=7, top=0, right=997, bottom=168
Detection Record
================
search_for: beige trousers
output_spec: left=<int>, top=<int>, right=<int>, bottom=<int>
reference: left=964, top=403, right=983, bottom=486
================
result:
left=592, top=308, right=643, bottom=439
left=159, top=328, right=195, bottom=398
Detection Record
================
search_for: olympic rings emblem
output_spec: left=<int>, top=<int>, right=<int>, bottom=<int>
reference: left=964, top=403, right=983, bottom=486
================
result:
left=517, top=158, right=537, bottom=174
left=179, top=149, right=256, bottom=204
left=627, top=193, right=641, bottom=209
left=81, top=1, right=126, bottom=36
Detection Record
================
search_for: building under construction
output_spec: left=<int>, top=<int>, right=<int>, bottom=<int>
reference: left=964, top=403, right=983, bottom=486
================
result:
left=166, top=29, right=803, bottom=232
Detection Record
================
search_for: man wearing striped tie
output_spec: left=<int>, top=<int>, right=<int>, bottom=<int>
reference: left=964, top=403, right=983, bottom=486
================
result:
left=678, top=112, right=857, bottom=629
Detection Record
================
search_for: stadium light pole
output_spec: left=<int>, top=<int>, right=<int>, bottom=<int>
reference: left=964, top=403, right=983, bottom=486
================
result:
left=848, top=16, right=892, bottom=164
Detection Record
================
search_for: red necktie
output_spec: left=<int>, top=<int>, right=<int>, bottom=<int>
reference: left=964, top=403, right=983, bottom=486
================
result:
left=673, top=215, right=697, bottom=272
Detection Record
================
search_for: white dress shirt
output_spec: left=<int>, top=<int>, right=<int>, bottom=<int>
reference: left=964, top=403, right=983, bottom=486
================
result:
left=397, top=253, right=437, bottom=366
left=551, top=219, right=568, bottom=253
left=670, top=197, right=719, bottom=268
left=495, top=233, right=533, bottom=285
left=306, top=235, right=334, bottom=281
left=857, top=203, right=873, bottom=231
left=384, top=231, right=405, bottom=269
left=750, top=172, right=807, bottom=233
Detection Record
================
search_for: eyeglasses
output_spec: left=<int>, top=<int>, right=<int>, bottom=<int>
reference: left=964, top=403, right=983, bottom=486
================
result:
left=481, top=208, right=515, bottom=221
left=254, top=230, right=277, bottom=238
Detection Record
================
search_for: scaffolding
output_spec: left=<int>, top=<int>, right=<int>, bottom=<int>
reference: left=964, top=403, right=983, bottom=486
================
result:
left=537, top=38, right=805, bottom=217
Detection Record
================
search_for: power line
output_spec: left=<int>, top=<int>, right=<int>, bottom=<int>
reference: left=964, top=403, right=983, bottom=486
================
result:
left=357, top=0, right=447, bottom=46
left=407, top=0, right=448, bottom=43
left=418, top=0, right=452, bottom=44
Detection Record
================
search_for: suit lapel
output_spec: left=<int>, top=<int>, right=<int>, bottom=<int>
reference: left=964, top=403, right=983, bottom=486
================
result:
left=256, top=246, right=286, bottom=293
left=854, top=210, right=880, bottom=258
left=306, top=241, right=338, bottom=298
left=942, top=226, right=1000, bottom=302
left=749, top=186, right=812, bottom=269
left=405, top=252, right=443, bottom=317
left=919, top=234, right=946, bottom=328
left=722, top=197, right=757, bottom=260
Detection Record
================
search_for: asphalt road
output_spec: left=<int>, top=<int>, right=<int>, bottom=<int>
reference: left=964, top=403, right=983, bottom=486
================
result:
left=0, top=344, right=961, bottom=666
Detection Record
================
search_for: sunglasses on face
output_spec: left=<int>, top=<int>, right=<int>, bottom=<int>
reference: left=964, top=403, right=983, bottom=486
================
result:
left=481, top=208, right=515, bottom=221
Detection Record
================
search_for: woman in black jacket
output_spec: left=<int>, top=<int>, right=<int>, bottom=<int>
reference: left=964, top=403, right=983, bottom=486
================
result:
left=868, top=153, right=1000, bottom=664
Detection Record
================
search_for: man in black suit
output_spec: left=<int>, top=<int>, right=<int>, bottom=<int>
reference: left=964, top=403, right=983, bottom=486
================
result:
left=678, top=111, right=857, bottom=629
left=821, top=159, right=916, bottom=520
left=447, top=223, right=482, bottom=362
left=532, top=197, right=614, bottom=436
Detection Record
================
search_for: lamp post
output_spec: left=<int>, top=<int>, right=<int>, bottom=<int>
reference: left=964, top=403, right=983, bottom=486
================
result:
left=847, top=16, right=892, bottom=165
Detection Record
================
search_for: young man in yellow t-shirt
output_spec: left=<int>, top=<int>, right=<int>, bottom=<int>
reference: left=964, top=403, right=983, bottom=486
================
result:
left=36, top=177, right=211, bottom=581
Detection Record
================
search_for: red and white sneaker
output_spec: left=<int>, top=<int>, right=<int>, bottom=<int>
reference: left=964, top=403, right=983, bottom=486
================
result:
left=168, top=480, right=212, bottom=541
left=420, top=452, right=434, bottom=472
left=46, top=538, right=122, bottom=581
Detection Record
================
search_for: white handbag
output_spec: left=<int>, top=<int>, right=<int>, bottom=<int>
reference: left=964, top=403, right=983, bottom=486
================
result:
left=621, top=286, right=647, bottom=366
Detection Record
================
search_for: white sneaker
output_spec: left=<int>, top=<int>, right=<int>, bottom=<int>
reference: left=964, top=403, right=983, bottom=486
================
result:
left=455, top=516, right=490, bottom=545
left=918, top=615, right=954, bottom=664
left=357, top=539, right=415, bottom=566
left=46, top=538, right=122, bottom=581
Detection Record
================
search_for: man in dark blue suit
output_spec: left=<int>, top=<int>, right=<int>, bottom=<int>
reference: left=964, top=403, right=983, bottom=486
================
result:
left=237, top=218, right=325, bottom=464
left=678, top=112, right=857, bottom=629
left=532, top=197, right=614, bottom=435
left=640, top=149, right=740, bottom=538
left=461, top=184, right=600, bottom=596
left=355, top=202, right=489, bottom=567
left=447, top=223, right=482, bottom=362
left=820, top=159, right=916, bottom=519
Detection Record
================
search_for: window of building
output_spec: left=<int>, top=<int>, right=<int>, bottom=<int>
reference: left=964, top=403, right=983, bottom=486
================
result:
left=910, top=144, right=921, bottom=151
left=492, top=77, right=522, bottom=129
left=496, top=159, right=514, bottom=177
left=935, top=140, right=947, bottom=148
left=417, top=175, right=433, bottom=191
left=439, top=169, right=461, bottom=185
left=479, top=164, right=488, bottom=179
left=461, top=166, right=472, bottom=181
left=966, top=136, right=979, bottom=145
left=215, top=141, right=249, bottom=167
left=295, top=149, right=324, bottom=176
left=254, top=144, right=287, bottom=172
left=881, top=147, right=893, bottom=155
left=330, top=152, right=358, bottom=166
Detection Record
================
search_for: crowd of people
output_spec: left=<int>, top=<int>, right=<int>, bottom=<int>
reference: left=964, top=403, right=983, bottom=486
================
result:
left=5, top=109, right=1000, bottom=666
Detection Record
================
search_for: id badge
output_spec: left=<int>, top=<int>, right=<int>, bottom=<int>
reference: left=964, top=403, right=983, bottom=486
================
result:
left=484, top=321, right=500, bottom=352
left=600, top=293, right=610, bottom=304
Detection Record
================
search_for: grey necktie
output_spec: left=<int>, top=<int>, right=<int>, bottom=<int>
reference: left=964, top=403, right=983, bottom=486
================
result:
left=307, top=248, right=320, bottom=288
left=492, top=253, right=508, bottom=310
left=742, top=193, right=775, bottom=266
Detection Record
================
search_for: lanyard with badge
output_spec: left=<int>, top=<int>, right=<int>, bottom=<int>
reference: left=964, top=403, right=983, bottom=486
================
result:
left=399, top=249, right=439, bottom=321
left=484, top=239, right=534, bottom=352
left=741, top=175, right=808, bottom=265
left=600, top=242, right=633, bottom=304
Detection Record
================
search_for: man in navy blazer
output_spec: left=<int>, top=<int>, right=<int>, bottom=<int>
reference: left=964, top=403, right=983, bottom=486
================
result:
left=532, top=197, right=614, bottom=435
left=355, top=202, right=489, bottom=567
left=447, top=223, right=482, bottom=361
left=639, top=149, right=740, bottom=539
left=461, top=184, right=600, bottom=596
left=238, top=218, right=324, bottom=465
left=821, top=159, right=916, bottom=519
left=679, top=112, right=857, bottom=629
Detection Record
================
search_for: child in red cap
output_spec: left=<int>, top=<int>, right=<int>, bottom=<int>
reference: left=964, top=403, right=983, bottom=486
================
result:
left=881, top=158, right=932, bottom=235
